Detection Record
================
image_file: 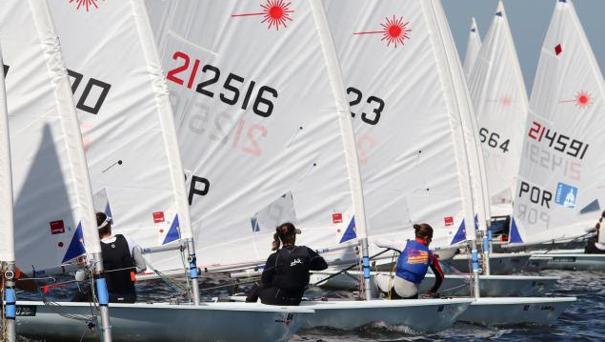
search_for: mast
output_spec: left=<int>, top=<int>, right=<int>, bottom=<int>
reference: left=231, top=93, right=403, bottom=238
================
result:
left=309, top=0, right=372, bottom=299
left=0, top=45, right=16, bottom=342
left=427, top=0, right=483, bottom=296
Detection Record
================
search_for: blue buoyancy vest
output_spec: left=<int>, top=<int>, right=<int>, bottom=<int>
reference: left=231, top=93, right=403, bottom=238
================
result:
left=395, top=239, right=432, bottom=284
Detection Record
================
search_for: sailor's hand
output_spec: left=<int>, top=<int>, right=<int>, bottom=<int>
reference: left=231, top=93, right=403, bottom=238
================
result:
left=423, top=291, right=440, bottom=299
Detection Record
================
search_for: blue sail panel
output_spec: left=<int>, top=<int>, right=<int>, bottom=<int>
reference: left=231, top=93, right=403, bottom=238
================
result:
left=339, top=216, right=357, bottom=243
left=162, top=214, right=181, bottom=245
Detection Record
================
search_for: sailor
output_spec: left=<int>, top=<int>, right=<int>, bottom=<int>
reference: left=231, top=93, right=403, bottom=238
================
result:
left=374, top=223, right=444, bottom=299
left=586, top=212, right=605, bottom=254
left=246, top=222, right=328, bottom=305
left=97, top=212, right=147, bottom=303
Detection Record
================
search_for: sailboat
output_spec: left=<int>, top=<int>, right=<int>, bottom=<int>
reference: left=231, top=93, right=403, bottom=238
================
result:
left=445, top=0, right=537, bottom=275
left=318, top=0, right=574, bottom=326
left=315, top=3, right=559, bottom=296
left=0, top=1, right=112, bottom=340
left=45, top=0, right=200, bottom=296
left=14, top=1, right=314, bottom=341
left=147, top=0, right=472, bottom=333
left=463, top=17, right=482, bottom=81
left=508, top=0, right=605, bottom=270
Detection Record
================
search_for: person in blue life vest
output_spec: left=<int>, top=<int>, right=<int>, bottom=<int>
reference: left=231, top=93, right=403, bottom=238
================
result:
left=374, top=223, right=444, bottom=299
left=97, top=212, right=147, bottom=303
left=246, top=222, right=328, bottom=305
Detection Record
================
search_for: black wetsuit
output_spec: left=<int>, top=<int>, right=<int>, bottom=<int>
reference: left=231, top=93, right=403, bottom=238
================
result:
left=247, top=245, right=328, bottom=305
left=585, top=237, right=605, bottom=254
left=101, top=234, right=137, bottom=303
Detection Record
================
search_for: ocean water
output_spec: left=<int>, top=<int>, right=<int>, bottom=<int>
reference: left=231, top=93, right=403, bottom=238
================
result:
left=15, top=269, right=605, bottom=341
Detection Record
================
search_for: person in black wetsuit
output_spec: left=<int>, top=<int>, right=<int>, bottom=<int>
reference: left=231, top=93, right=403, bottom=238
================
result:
left=97, top=212, right=146, bottom=303
left=246, top=222, right=328, bottom=305
left=586, top=212, right=605, bottom=254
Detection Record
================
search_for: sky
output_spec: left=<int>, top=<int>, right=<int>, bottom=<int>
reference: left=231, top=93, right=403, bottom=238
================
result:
left=442, top=0, right=604, bottom=91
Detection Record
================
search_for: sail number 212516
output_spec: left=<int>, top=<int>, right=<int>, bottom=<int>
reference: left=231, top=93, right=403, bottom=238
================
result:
left=166, top=51, right=278, bottom=118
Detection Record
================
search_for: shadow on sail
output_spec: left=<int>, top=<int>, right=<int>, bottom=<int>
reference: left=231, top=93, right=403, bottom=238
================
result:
left=13, top=123, right=81, bottom=274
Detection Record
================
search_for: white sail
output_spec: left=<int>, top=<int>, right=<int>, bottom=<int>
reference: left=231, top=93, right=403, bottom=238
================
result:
left=322, top=0, right=478, bottom=250
left=510, top=0, right=605, bottom=245
left=463, top=17, right=482, bottom=81
left=0, top=1, right=100, bottom=274
left=146, top=0, right=368, bottom=267
left=468, top=1, right=528, bottom=217
left=47, top=0, right=193, bottom=272
left=432, top=0, right=491, bottom=234
left=0, top=47, right=14, bottom=265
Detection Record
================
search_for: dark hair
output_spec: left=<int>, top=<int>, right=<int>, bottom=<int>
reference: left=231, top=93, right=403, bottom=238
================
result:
left=413, top=223, right=433, bottom=240
left=272, top=222, right=297, bottom=251
left=96, top=212, right=112, bottom=237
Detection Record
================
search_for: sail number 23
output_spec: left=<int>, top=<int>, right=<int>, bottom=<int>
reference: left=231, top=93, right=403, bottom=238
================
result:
left=166, top=51, right=278, bottom=118
left=346, top=87, right=384, bottom=125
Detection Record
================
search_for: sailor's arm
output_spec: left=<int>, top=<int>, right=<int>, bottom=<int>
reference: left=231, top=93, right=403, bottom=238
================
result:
left=260, top=253, right=277, bottom=287
left=125, top=236, right=147, bottom=273
left=428, top=254, right=444, bottom=295
left=308, top=248, right=328, bottom=271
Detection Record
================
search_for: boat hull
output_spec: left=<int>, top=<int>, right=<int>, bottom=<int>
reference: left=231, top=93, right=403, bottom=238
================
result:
left=311, top=271, right=559, bottom=297
left=459, top=297, right=576, bottom=326
left=15, top=301, right=312, bottom=341
left=299, top=298, right=472, bottom=332
left=529, top=252, right=605, bottom=271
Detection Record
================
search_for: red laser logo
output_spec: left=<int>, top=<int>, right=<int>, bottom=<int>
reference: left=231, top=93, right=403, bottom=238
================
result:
left=68, top=0, right=105, bottom=11
left=560, top=90, right=592, bottom=109
left=490, top=95, right=512, bottom=108
left=231, top=0, right=294, bottom=31
left=354, top=16, right=411, bottom=48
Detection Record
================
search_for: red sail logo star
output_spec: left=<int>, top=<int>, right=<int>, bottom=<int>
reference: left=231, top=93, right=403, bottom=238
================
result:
left=68, top=0, right=105, bottom=11
left=231, top=0, right=294, bottom=31
left=354, top=16, right=412, bottom=48
left=560, top=90, right=592, bottom=109
left=489, top=95, right=512, bottom=108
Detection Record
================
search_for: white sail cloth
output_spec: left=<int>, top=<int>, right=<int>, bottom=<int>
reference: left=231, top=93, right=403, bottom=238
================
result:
left=0, top=0, right=100, bottom=273
left=323, top=0, right=480, bottom=251
left=48, top=0, right=193, bottom=272
left=511, top=0, right=605, bottom=245
left=0, top=46, right=14, bottom=264
left=468, top=1, right=528, bottom=216
left=463, top=17, right=482, bottom=81
left=146, top=0, right=367, bottom=267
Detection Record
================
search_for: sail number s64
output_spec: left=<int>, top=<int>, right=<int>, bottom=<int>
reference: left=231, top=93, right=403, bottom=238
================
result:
left=478, top=127, right=510, bottom=153
left=166, top=51, right=278, bottom=118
